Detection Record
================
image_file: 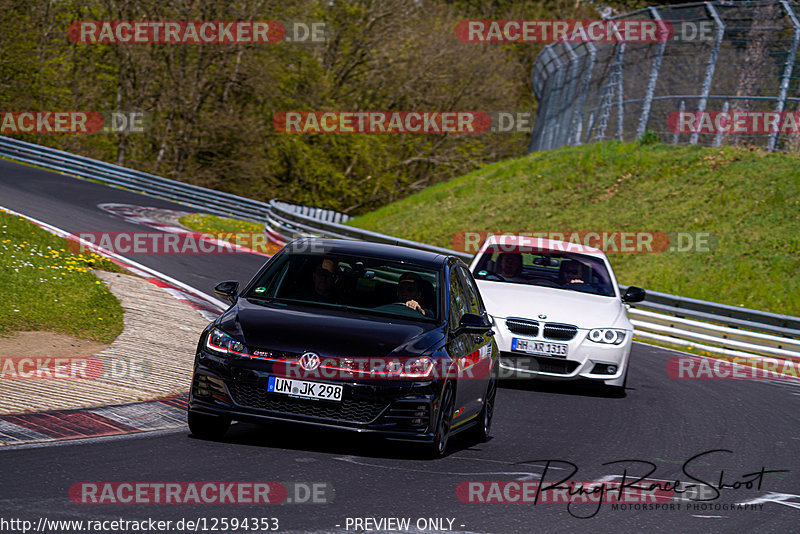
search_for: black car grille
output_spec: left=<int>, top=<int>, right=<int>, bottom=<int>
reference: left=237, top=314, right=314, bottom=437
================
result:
left=501, top=353, right=580, bottom=375
left=227, top=382, right=388, bottom=424
left=543, top=323, right=578, bottom=341
left=506, top=318, right=539, bottom=336
left=506, top=319, right=577, bottom=341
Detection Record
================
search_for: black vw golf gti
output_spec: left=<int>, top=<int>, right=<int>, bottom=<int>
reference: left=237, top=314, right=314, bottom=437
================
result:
left=188, top=238, right=499, bottom=457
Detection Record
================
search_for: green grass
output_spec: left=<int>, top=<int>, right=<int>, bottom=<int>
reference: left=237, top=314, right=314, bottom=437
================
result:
left=348, top=141, right=800, bottom=316
left=178, top=213, right=281, bottom=255
left=0, top=210, right=125, bottom=343
left=179, top=213, right=264, bottom=235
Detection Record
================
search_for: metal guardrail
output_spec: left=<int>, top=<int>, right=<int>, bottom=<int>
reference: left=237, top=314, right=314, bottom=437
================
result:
left=621, top=286, right=800, bottom=337
left=2, top=135, right=798, bottom=364
left=629, top=308, right=800, bottom=360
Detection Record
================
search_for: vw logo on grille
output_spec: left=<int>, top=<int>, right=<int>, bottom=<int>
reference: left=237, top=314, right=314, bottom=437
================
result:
left=299, top=352, right=321, bottom=371
left=538, top=314, right=547, bottom=320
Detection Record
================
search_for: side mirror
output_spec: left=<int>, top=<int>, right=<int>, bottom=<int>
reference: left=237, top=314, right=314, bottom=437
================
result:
left=455, top=313, right=493, bottom=335
left=621, top=286, right=646, bottom=303
left=214, top=280, right=240, bottom=305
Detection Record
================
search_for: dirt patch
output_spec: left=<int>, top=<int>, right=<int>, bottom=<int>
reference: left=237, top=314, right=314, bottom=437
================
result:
left=0, top=331, right=108, bottom=359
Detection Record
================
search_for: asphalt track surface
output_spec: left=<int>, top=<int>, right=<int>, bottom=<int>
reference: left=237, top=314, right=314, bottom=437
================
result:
left=1, top=158, right=799, bottom=533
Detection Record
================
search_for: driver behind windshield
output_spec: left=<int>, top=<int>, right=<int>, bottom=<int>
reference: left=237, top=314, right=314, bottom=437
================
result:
left=396, top=272, right=432, bottom=316
left=495, top=252, right=523, bottom=280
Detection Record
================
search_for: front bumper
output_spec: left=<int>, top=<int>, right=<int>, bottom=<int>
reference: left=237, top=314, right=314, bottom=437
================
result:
left=492, top=318, right=632, bottom=382
left=188, top=351, right=443, bottom=443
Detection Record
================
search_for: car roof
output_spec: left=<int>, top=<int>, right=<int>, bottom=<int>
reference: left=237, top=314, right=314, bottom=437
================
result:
left=287, top=238, right=449, bottom=268
left=478, top=234, right=608, bottom=258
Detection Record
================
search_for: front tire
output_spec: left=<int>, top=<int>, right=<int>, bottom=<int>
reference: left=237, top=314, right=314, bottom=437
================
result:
left=426, top=384, right=454, bottom=459
left=188, top=411, right=231, bottom=440
left=469, top=365, right=497, bottom=443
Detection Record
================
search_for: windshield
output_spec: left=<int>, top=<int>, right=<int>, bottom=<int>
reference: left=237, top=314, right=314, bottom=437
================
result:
left=244, top=253, right=440, bottom=322
left=472, top=249, right=616, bottom=297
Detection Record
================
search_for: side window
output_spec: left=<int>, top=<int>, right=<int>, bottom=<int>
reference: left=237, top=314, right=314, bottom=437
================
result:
left=458, top=266, right=485, bottom=315
left=449, top=267, right=470, bottom=329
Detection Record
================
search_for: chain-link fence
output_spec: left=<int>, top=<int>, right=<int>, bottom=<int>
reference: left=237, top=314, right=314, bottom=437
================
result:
left=529, top=0, right=800, bottom=152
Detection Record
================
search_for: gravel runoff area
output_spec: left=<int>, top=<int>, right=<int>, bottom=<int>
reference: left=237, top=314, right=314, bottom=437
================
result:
left=0, top=270, right=210, bottom=414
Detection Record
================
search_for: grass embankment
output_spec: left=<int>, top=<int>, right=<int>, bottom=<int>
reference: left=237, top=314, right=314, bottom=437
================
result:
left=178, top=213, right=282, bottom=255
left=0, top=210, right=124, bottom=343
left=348, top=141, right=800, bottom=316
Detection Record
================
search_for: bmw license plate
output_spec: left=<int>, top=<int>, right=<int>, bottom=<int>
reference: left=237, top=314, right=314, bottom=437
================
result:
left=267, top=376, right=342, bottom=402
left=512, top=338, right=568, bottom=358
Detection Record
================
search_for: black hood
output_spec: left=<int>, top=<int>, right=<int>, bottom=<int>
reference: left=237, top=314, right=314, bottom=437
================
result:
left=216, top=298, right=444, bottom=358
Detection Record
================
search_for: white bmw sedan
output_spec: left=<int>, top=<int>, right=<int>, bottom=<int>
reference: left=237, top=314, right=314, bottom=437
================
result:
left=468, top=235, right=645, bottom=392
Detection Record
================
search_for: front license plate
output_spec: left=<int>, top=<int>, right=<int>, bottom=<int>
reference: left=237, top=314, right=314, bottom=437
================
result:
left=512, top=338, right=568, bottom=358
left=267, top=376, right=342, bottom=402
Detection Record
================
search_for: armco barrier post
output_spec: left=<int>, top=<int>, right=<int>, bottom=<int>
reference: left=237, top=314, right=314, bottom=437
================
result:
left=690, top=2, right=725, bottom=146
left=768, top=0, right=800, bottom=151
left=570, top=42, right=597, bottom=146
left=595, top=42, right=626, bottom=142
left=636, top=6, right=667, bottom=139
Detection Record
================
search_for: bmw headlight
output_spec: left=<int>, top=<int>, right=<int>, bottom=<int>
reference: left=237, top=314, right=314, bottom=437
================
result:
left=587, top=328, right=627, bottom=345
left=205, top=328, right=249, bottom=356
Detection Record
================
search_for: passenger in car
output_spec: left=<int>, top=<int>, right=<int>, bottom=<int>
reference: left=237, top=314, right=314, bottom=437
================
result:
left=558, top=260, right=588, bottom=285
left=396, top=272, right=433, bottom=316
left=292, top=258, right=340, bottom=302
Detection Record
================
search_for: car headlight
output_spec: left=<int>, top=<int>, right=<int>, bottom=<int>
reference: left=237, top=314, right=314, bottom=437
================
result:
left=386, top=356, right=435, bottom=378
left=205, top=328, right=249, bottom=356
left=587, top=328, right=627, bottom=345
